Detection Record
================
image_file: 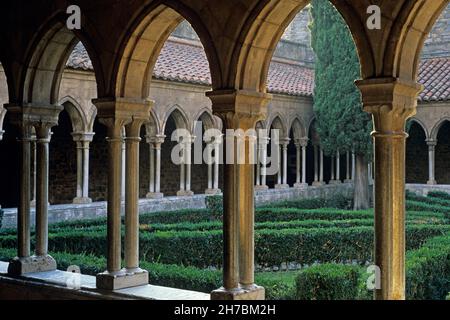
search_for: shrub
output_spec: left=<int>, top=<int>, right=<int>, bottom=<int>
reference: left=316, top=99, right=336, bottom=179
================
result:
left=268, top=193, right=353, bottom=210
left=426, top=190, right=450, bottom=201
left=1, top=224, right=446, bottom=269
left=205, top=195, right=223, bottom=219
left=295, top=263, right=361, bottom=300
left=0, top=207, right=3, bottom=230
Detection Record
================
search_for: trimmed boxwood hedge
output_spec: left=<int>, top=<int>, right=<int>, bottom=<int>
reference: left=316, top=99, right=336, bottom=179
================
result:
left=294, top=233, right=450, bottom=300
left=1, top=224, right=447, bottom=269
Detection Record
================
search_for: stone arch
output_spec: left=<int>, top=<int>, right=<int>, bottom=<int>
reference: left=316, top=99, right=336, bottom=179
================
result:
left=408, top=117, right=430, bottom=140
left=113, top=3, right=220, bottom=100
left=19, top=17, right=102, bottom=105
left=431, top=117, right=450, bottom=141
left=267, top=113, right=288, bottom=138
left=306, top=116, right=316, bottom=138
left=406, top=119, right=428, bottom=183
left=289, top=116, right=306, bottom=139
left=193, top=108, right=216, bottom=132
left=59, top=96, right=89, bottom=133
left=145, top=109, right=161, bottom=137
left=162, top=105, right=190, bottom=132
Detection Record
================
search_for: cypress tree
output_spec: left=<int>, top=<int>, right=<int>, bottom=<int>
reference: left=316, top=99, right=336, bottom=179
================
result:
left=309, top=0, right=372, bottom=209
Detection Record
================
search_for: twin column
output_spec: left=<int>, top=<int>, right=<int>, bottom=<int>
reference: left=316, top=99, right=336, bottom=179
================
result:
left=146, top=135, right=165, bottom=199
left=94, top=98, right=152, bottom=290
left=72, top=133, right=94, bottom=204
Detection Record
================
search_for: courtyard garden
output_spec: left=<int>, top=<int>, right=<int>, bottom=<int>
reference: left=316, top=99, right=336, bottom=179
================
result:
left=0, top=190, right=449, bottom=300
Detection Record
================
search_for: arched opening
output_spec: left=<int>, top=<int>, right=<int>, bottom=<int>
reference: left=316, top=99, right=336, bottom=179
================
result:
left=267, top=115, right=287, bottom=188
left=435, top=121, right=450, bottom=184
left=161, top=107, right=190, bottom=196
left=406, top=120, right=428, bottom=184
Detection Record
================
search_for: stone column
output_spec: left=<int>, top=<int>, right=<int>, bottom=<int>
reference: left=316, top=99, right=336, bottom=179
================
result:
left=7, top=105, right=61, bottom=275
left=31, top=134, right=37, bottom=207
left=123, top=119, right=148, bottom=283
left=8, top=121, right=33, bottom=275
left=206, top=138, right=222, bottom=195
left=335, top=150, right=341, bottom=184
left=178, top=136, right=194, bottom=196
left=312, top=144, right=319, bottom=185
left=319, top=148, right=324, bottom=184
left=146, top=135, right=165, bottom=198
left=330, top=156, right=336, bottom=183
left=207, top=90, right=269, bottom=300
left=276, top=138, right=289, bottom=188
left=357, top=78, right=422, bottom=300
left=255, top=136, right=269, bottom=190
left=426, top=139, right=437, bottom=185
left=294, top=138, right=308, bottom=188
left=345, top=151, right=352, bottom=183
left=255, top=140, right=261, bottom=187
left=94, top=98, right=152, bottom=290
left=121, top=134, right=126, bottom=201
left=368, top=161, right=374, bottom=185
left=295, top=142, right=301, bottom=184
left=72, top=133, right=94, bottom=204
left=351, top=151, right=356, bottom=180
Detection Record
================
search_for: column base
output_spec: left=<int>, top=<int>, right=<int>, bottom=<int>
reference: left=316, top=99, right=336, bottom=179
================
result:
left=177, top=190, right=194, bottom=197
left=274, top=184, right=289, bottom=189
left=312, top=181, right=324, bottom=187
left=328, top=180, right=342, bottom=185
left=344, top=179, right=353, bottom=183
left=293, top=183, right=308, bottom=189
left=96, top=268, right=149, bottom=290
left=211, top=285, right=265, bottom=300
left=7, top=255, right=57, bottom=275
left=73, top=197, right=92, bottom=204
left=146, top=192, right=164, bottom=199
left=254, top=185, right=269, bottom=191
left=205, top=188, right=222, bottom=195
left=427, top=180, right=437, bottom=185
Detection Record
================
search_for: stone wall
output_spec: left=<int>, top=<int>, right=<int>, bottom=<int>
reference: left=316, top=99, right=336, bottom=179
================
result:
left=1, top=184, right=354, bottom=229
left=422, top=4, right=450, bottom=58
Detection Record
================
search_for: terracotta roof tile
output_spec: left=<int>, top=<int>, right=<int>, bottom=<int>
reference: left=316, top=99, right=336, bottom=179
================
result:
left=418, top=58, right=450, bottom=102
left=67, top=41, right=449, bottom=101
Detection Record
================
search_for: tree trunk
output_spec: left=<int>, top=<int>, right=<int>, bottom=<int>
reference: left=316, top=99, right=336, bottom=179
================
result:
left=354, top=153, right=370, bottom=210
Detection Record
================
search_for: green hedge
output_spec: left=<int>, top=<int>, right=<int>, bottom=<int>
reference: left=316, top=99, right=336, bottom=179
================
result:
left=427, top=190, right=450, bottom=201
left=295, top=263, right=361, bottom=300
left=1, top=225, right=447, bottom=269
left=268, top=194, right=353, bottom=210
left=294, top=233, right=450, bottom=300
left=0, top=208, right=3, bottom=230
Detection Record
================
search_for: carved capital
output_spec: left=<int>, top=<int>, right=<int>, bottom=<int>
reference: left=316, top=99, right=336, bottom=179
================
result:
left=71, top=132, right=95, bottom=143
left=206, top=89, right=272, bottom=131
left=5, top=103, right=63, bottom=129
left=296, top=137, right=309, bottom=148
left=356, top=78, right=423, bottom=134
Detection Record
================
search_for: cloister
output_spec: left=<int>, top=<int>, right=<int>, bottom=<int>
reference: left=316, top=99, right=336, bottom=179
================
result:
left=0, top=0, right=449, bottom=300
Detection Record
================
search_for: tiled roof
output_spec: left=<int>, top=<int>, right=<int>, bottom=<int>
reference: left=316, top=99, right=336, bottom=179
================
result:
left=67, top=41, right=449, bottom=101
left=418, top=58, right=450, bottom=102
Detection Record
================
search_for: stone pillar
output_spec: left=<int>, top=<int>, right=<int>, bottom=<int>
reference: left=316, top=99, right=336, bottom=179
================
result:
left=123, top=119, right=148, bottom=284
left=206, top=137, right=222, bottom=195
left=368, top=161, right=374, bottom=185
left=351, top=151, right=356, bottom=180
left=72, top=133, right=94, bottom=204
left=31, top=134, right=37, bottom=207
left=255, top=136, right=269, bottom=190
left=294, top=138, right=308, bottom=188
left=312, top=144, right=319, bottom=185
left=345, top=151, right=352, bottom=183
left=207, top=90, right=269, bottom=300
left=426, top=139, right=437, bottom=185
left=319, top=148, right=324, bottom=184
left=276, top=138, right=289, bottom=188
left=121, top=135, right=126, bottom=201
left=330, top=155, right=336, bottom=183
left=177, top=136, right=194, bottom=196
left=7, top=105, right=61, bottom=275
left=336, top=150, right=341, bottom=183
left=8, top=120, right=33, bottom=275
left=146, top=135, right=165, bottom=198
left=295, top=142, right=301, bottom=184
left=94, top=98, right=152, bottom=290
left=357, top=78, right=422, bottom=300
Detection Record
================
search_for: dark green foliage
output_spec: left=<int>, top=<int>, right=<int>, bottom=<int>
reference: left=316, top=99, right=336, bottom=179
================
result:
left=295, top=263, right=361, bottom=300
left=205, top=195, right=223, bottom=219
left=1, top=224, right=447, bottom=269
left=427, top=190, right=450, bottom=201
left=269, top=194, right=353, bottom=210
left=0, top=208, right=3, bottom=229
left=309, top=0, right=371, bottom=157
left=294, top=233, right=450, bottom=300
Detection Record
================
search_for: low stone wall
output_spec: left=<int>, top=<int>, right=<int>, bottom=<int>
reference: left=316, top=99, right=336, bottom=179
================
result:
left=406, top=183, right=450, bottom=196
left=1, top=184, right=355, bottom=229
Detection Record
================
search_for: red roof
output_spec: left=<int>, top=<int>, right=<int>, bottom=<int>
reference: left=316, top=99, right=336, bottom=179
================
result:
left=67, top=41, right=449, bottom=101
left=418, top=58, right=450, bottom=102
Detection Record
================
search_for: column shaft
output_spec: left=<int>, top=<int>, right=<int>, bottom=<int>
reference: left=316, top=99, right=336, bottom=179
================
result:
left=82, top=143, right=90, bottom=198
left=18, top=126, right=32, bottom=258
left=35, top=127, right=51, bottom=256
left=282, top=144, right=288, bottom=185
left=76, top=143, right=83, bottom=198
left=155, top=146, right=161, bottom=193
left=149, top=145, right=155, bottom=193
left=295, top=145, right=300, bottom=184
left=319, top=148, right=324, bottom=183
left=336, top=151, right=340, bottom=182
left=301, top=146, right=307, bottom=184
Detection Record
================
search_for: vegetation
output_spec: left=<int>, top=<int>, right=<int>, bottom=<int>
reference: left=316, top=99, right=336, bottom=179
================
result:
left=310, top=0, right=372, bottom=209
